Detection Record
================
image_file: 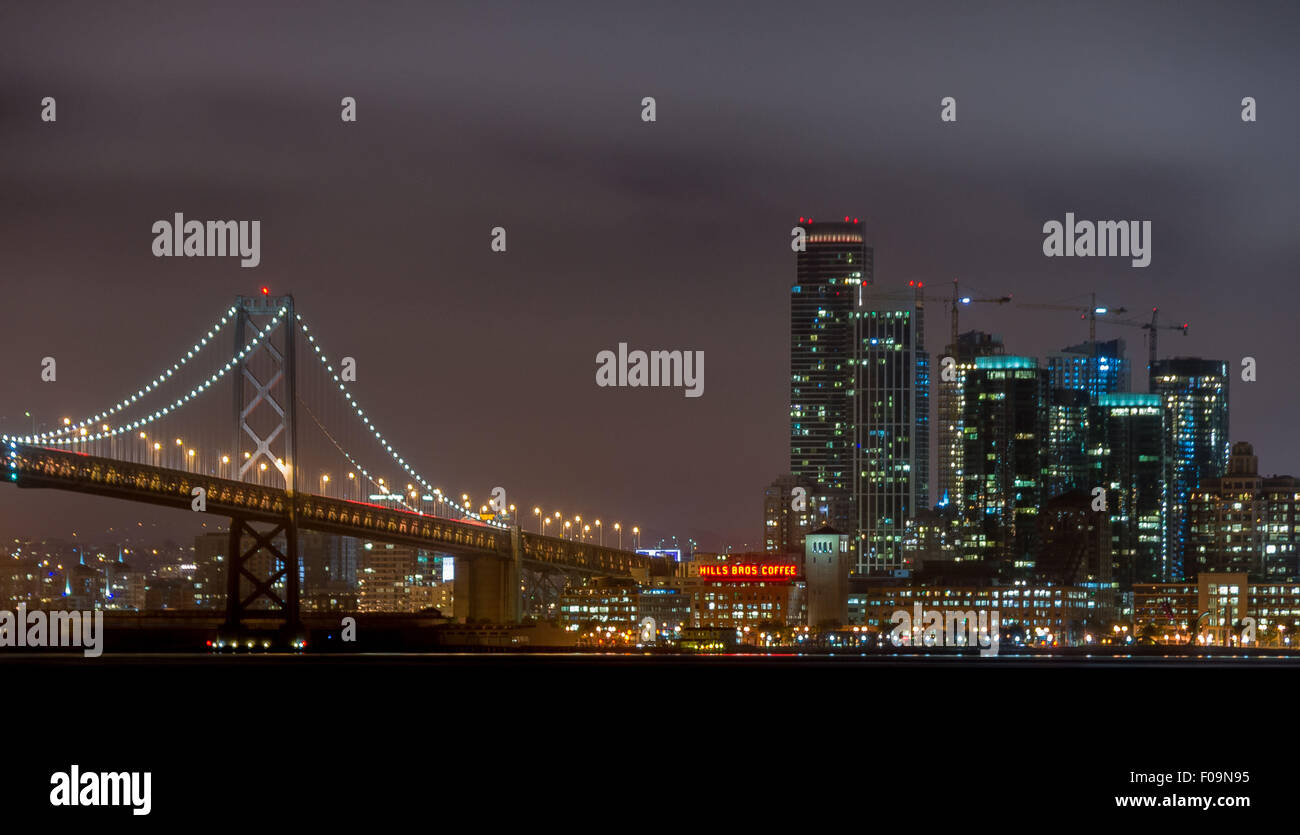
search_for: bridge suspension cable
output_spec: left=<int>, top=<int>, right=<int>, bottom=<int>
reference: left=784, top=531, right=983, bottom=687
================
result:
left=15, top=306, right=240, bottom=443
left=1, top=307, right=285, bottom=446
left=297, top=398, right=422, bottom=514
left=294, top=314, right=503, bottom=528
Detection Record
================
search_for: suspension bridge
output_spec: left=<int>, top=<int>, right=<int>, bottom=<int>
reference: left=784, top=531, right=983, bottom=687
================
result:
left=2, top=292, right=649, bottom=644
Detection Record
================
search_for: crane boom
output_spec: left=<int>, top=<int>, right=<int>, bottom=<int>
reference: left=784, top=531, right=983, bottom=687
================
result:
left=1104, top=308, right=1190, bottom=375
left=950, top=279, right=1012, bottom=350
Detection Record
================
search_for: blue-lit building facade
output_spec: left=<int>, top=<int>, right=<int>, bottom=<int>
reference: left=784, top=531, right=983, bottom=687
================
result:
left=1151, top=358, right=1229, bottom=579
left=1048, top=339, right=1131, bottom=398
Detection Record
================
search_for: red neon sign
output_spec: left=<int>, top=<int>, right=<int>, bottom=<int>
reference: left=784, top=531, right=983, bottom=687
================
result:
left=699, top=563, right=798, bottom=581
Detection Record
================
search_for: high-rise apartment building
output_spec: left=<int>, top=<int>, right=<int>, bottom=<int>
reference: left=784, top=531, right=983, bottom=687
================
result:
left=358, top=541, right=418, bottom=613
left=959, top=356, right=1048, bottom=576
left=936, top=330, right=1004, bottom=515
left=1045, top=388, right=1094, bottom=498
left=1189, top=442, right=1299, bottom=579
left=1150, top=357, right=1229, bottom=578
left=1090, top=393, right=1170, bottom=587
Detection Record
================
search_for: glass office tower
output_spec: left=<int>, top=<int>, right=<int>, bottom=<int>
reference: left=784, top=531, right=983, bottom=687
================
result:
left=853, top=288, right=929, bottom=575
left=790, top=219, right=868, bottom=533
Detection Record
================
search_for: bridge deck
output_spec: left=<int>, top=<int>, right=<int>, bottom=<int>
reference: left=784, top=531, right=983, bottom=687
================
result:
left=3, top=443, right=647, bottom=575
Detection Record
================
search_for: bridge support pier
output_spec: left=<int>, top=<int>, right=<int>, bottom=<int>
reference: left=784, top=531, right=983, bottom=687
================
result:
left=453, top=531, right=521, bottom=624
left=220, top=515, right=303, bottom=644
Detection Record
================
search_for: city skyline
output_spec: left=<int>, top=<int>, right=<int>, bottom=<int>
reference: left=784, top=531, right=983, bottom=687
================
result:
left=3, top=1, right=1298, bottom=554
left=2, top=4, right=1291, bottom=821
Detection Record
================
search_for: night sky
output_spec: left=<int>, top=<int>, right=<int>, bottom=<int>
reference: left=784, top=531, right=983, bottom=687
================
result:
left=2, top=1, right=1297, bottom=552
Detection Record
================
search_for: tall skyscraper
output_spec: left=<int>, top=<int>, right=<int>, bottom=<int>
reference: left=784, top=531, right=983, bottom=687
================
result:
left=852, top=286, right=929, bottom=574
left=1048, top=338, right=1131, bottom=397
left=936, top=330, right=1004, bottom=514
left=1150, top=357, right=1229, bottom=579
left=790, top=218, right=869, bottom=532
left=1090, top=393, right=1170, bottom=587
left=959, top=356, right=1048, bottom=576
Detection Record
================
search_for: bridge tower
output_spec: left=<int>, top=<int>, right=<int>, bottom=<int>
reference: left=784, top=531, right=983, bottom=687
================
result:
left=221, top=292, right=303, bottom=644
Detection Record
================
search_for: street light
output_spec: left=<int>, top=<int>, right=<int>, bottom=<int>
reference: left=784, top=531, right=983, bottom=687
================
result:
left=533, top=507, right=542, bottom=533
left=633, top=526, right=640, bottom=550
left=595, top=519, right=602, bottom=545
left=615, top=523, right=622, bottom=549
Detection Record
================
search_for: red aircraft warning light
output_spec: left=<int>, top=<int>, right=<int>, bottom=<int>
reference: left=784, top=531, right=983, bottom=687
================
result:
left=260, top=286, right=270, bottom=295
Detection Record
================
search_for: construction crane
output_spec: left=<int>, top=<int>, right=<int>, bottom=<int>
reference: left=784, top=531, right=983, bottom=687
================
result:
left=1104, top=307, right=1190, bottom=375
left=949, top=279, right=1013, bottom=349
left=1015, top=292, right=1126, bottom=344
left=1015, top=293, right=1126, bottom=393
